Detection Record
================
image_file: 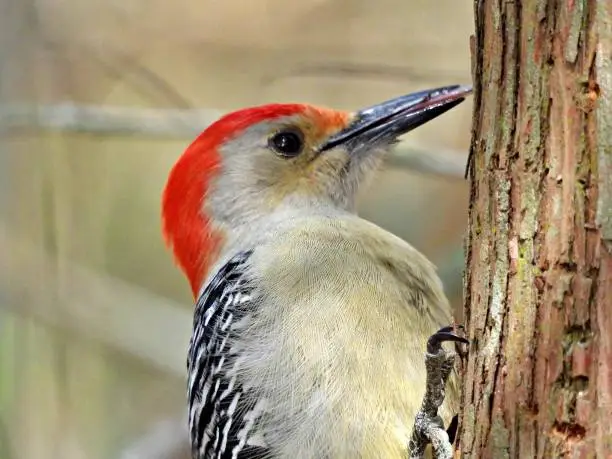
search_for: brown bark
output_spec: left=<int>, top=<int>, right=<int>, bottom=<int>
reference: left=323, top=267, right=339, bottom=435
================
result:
left=458, top=1, right=612, bottom=458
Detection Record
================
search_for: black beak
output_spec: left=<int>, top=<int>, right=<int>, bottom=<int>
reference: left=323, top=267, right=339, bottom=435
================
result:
left=318, top=85, right=472, bottom=152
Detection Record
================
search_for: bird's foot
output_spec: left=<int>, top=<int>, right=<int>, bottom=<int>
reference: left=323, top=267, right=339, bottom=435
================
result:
left=408, top=326, right=468, bottom=459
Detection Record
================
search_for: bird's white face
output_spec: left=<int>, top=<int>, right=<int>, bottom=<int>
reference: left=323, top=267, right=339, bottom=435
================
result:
left=206, top=108, right=389, bottom=228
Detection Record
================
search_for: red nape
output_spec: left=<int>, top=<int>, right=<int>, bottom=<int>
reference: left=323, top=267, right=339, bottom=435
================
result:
left=161, top=103, right=309, bottom=297
left=162, top=142, right=222, bottom=298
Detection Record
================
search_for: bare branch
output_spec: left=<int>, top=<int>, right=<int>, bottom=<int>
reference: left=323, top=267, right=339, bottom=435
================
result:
left=386, top=145, right=467, bottom=180
left=259, top=62, right=469, bottom=86
left=0, top=102, right=218, bottom=137
left=0, top=224, right=191, bottom=377
left=0, top=103, right=468, bottom=179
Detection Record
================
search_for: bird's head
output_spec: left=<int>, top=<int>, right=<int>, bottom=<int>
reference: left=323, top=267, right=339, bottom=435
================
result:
left=162, top=85, right=471, bottom=296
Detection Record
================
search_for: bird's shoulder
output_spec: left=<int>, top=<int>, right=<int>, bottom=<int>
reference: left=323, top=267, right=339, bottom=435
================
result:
left=251, top=215, right=443, bottom=293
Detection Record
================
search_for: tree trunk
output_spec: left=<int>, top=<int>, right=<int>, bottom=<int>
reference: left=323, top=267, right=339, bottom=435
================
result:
left=458, top=1, right=612, bottom=458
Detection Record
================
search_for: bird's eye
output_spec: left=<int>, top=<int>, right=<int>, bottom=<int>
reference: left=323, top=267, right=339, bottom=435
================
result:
left=269, top=130, right=304, bottom=158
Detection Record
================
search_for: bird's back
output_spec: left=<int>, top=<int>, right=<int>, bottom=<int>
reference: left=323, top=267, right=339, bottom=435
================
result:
left=189, top=215, right=455, bottom=458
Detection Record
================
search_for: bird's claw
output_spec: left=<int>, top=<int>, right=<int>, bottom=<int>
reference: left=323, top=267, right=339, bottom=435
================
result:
left=427, top=325, right=469, bottom=354
left=408, top=325, right=468, bottom=459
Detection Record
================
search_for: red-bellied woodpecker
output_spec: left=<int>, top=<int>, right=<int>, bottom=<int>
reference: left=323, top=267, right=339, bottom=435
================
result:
left=161, top=85, right=471, bottom=459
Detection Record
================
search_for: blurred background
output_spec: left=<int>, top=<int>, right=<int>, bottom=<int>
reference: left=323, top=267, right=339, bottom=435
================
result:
left=0, top=0, right=473, bottom=457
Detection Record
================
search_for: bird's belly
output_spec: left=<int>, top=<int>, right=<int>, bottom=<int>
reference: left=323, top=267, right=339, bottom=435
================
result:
left=241, top=334, right=426, bottom=458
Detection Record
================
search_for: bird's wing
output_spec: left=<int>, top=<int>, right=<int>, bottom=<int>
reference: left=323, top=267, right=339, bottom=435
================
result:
left=188, top=250, right=270, bottom=459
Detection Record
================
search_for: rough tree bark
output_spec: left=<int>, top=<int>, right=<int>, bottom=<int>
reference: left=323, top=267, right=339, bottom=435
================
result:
left=458, top=0, right=612, bottom=458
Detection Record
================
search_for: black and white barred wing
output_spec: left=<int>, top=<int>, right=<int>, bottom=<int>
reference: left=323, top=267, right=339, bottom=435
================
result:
left=187, top=251, right=268, bottom=459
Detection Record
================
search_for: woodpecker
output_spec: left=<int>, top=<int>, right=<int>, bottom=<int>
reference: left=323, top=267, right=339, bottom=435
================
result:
left=162, top=85, right=471, bottom=459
